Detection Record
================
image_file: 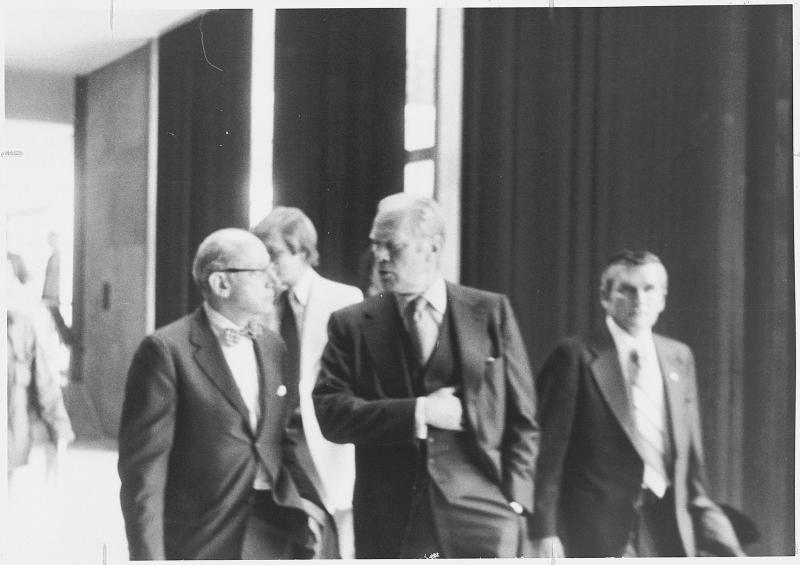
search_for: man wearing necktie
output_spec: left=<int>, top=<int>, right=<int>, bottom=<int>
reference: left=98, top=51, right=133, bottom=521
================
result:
left=530, top=250, right=744, bottom=558
left=252, top=207, right=363, bottom=559
left=313, top=193, right=539, bottom=558
left=118, top=228, right=329, bottom=560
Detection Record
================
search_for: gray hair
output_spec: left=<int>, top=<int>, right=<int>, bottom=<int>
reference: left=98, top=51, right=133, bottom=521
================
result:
left=600, top=249, right=668, bottom=297
left=373, top=193, right=446, bottom=243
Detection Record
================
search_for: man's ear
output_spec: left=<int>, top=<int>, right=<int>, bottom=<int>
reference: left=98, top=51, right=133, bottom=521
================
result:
left=208, top=272, right=231, bottom=298
left=599, top=287, right=611, bottom=310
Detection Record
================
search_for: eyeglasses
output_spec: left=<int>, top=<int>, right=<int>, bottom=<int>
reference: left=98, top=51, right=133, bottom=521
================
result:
left=216, top=267, right=271, bottom=275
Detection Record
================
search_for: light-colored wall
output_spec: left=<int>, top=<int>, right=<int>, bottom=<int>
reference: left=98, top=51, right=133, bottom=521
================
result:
left=5, top=68, right=75, bottom=123
left=74, top=45, right=154, bottom=438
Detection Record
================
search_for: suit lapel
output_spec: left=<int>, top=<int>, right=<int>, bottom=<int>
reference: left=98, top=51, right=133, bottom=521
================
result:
left=446, top=283, right=486, bottom=429
left=363, top=293, right=414, bottom=397
left=654, top=335, right=689, bottom=459
left=253, top=335, right=282, bottom=438
left=190, top=308, right=253, bottom=428
left=300, top=275, right=324, bottom=380
left=300, top=274, right=318, bottom=346
left=588, top=329, right=641, bottom=451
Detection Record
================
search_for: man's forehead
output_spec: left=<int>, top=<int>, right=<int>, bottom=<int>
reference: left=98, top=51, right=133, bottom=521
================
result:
left=610, top=262, right=667, bottom=285
left=235, top=239, right=270, bottom=264
left=371, top=212, right=411, bottom=240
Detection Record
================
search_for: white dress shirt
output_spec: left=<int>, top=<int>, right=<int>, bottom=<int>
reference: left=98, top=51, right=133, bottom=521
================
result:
left=606, top=315, right=670, bottom=496
left=204, top=303, right=271, bottom=490
left=396, top=275, right=447, bottom=440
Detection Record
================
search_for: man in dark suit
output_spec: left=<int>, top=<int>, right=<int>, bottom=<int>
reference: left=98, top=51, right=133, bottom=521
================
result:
left=530, top=250, right=745, bottom=558
left=118, top=228, right=328, bottom=560
left=313, top=193, right=539, bottom=558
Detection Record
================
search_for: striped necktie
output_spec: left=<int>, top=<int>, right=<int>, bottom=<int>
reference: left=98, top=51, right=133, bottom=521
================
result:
left=406, top=296, right=438, bottom=365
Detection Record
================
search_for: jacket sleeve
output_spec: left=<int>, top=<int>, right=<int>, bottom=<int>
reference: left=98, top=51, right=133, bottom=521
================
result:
left=313, top=311, right=417, bottom=446
left=117, top=335, right=176, bottom=561
left=281, top=402, right=328, bottom=511
left=683, top=348, right=745, bottom=556
left=529, top=339, right=581, bottom=538
left=497, top=295, right=540, bottom=514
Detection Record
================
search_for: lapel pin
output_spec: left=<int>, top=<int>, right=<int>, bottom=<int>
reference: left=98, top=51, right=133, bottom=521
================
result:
left=276, top=384, right=287, bottom=397
left=668, top=372, right=679, bottom=382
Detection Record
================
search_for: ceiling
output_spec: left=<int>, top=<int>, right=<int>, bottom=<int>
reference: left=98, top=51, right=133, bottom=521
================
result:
left=4, top=7, right=202, bottom=76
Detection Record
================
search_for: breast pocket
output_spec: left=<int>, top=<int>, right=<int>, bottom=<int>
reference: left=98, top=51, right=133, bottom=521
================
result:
left=472, top=356, right=506, bottom=447
left=484, top=356, right=506, bottom=403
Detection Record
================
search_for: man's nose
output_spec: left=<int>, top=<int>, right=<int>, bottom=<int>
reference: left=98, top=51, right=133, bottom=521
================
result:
left=373, top=246, right=390, bottom=262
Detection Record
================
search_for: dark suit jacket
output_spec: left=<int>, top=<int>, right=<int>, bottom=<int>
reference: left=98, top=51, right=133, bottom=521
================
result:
left=313, top=282, right=539, bottom=558
left=531, top=326, right=742, bottom=557
left=118, top=307, right=325, bottom=560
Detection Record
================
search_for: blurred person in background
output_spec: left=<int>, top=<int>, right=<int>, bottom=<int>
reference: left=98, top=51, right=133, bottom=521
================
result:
left=41, top=231, right=73, bottom=347
left=7, top=252, right=75, bottom=488
left=253, top=207, right=363, bottom=559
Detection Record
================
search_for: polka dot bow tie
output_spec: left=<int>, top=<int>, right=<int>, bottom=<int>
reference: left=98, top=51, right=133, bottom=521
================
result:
left=220, top=321, right=264, bottom=346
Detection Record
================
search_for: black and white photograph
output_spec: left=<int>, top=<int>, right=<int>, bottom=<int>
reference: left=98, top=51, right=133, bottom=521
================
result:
left=2, top=0, right=795, bottom=562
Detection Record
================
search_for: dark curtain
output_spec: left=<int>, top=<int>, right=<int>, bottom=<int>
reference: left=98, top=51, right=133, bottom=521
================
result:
left=741, top=6, right=795, bottom=557
left=156, top=10, right=252, bottom=327
left=461, top=6, right=792, bottom=555
left=272, top=9, right=405, bottom=287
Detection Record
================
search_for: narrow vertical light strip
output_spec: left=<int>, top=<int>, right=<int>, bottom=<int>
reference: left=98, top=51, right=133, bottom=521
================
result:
left=144, top=38, right=159, bottom=334
left=435, top=8, right=463, bottom=283
left=0, top=35, right=7, bottom=557
left=249, top=7, right=275, bottom=227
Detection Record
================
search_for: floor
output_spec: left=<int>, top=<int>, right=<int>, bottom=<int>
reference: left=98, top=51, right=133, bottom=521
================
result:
left=3, top=438, right=128, bottom=565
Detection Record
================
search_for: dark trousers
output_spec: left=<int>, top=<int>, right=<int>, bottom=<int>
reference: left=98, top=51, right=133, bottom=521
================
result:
left=623, top=487, right=685, bottom=557
left=398, top=473, right=441, bottom=559
left=398, top=443, right=523, bottom=559
left=242, top=490, right=307, bottom=560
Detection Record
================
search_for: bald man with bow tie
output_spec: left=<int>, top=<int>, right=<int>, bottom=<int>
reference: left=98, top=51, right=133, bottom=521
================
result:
left=118, top=228, right=329, bottom=560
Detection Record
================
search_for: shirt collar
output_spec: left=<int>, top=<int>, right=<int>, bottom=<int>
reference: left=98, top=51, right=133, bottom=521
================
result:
left=204, top=302, right=243, bottom=334
left=289, top=266, right=316, bottom=306
left=396, top=274, right=448, bottom=315
left=605, top=315, right=655, bottom=358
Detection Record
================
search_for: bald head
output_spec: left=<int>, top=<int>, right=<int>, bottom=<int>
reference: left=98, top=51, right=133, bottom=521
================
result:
left=192, top=229, right=270, bottom=296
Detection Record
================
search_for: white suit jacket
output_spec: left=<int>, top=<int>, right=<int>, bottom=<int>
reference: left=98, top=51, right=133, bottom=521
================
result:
left=278, top=270, right=363, bottom=511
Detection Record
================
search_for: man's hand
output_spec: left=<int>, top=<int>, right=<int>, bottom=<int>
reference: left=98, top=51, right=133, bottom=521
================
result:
left=424, top=386, right=464, bottom=430
left=57, top=437, right=71, bottom=454
left=529, top=536, right=565, bottom=558
left=307, top=516, right=322, bottom=550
